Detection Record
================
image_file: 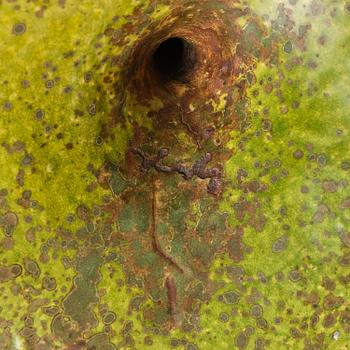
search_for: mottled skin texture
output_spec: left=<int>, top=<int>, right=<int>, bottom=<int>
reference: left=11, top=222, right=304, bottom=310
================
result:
left=0, top=0, right=350, bottom=349
left=95, top=0, right=272, bottom=331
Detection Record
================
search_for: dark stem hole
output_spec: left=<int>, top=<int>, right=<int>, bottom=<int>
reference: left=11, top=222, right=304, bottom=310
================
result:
left=152, top=37, right=197, bottom=82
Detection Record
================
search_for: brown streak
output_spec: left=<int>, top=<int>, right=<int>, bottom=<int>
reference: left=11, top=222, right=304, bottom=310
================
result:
left=151, top=178, right=184, bottom=273
left=165, top=274, right=177, bottom=328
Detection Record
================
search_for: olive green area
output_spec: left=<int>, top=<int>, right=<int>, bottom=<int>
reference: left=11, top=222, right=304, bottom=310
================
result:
left=0, top=0, right=350, bottom=349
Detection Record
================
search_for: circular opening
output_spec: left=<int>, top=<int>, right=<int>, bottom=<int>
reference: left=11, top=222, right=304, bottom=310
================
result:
left=152, top=37, right=197, bottom=82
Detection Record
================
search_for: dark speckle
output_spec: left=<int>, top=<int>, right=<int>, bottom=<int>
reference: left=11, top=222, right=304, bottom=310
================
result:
left=45, top=80, right=55, bottom=89
left=63, top=50, right=75, bottom=59
left=21, top=80, right=30, bottom=89
left=84, top=71, right=93, bottom=82
left=317, top=153, right=327, bottom=166
left=63, top=86, right=72, bottom=94
left=88, top=103, right=96, bottom=115
left=21, top=154, right=34, bottom=166
left=24, top=258, right=40, bottom=279
left=284, top=40, right=293, bottom=53
left=42, top=276, right=57, bottom=291
left=219, top=312, right=229, bottom=323
left=103, top=311, right=116, bottom=325
left=235, top=332, right=248, bottom=349
left=293, top=149, right=304, bottom=159
left=341, top=161, right=350, bottom=171
left=3, top=101, right=13, bottom=111
left=12, top=23, right=26, bottom=35
left=95, top=136, right=103, bottom=146
left=143, top=336, right=153, bottom=346
left=35, top=109, right=45, bottom=121
left=186, top=344, right=198, bottom=350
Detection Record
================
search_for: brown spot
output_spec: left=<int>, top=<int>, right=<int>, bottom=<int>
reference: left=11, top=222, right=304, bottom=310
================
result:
left=304, top=290, right=320, bottom=306
left=323, top=293, right=344, bottom=310
left=227, top=227, right=245, bottom=262
left=25, top=227, right=36, bottom=243
left=24, top=258, right=41, bottom=279
left=312, top=204, right=329, bottom=224
left=340, top=197, right=350, bottom=209
left=235, top=331, right=248, bottom=349
left=42, top=276, right=57, bottom=291
left=12, top=22, right=26, bottom=35
left=0, top=264, right=22, bottom=283
left=1, top=236, right=14, bottom=250
left=322, top=277, right=336, bottom=291
left=340, top=310, right=350, bottom=333
left=2, top=211, right=18, bottom=226
left=293, top=149, right=304, bottom=159
left=322, top=313, right=336, bottom=328
left=290, top=327, right=302, bottom=339
left=322, top=179, right=338, bottom=193
left=339, top=231, right=350, bottom=248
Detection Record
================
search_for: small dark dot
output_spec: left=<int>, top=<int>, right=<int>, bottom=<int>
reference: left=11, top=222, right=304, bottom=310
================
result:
left=341, top=161, right=350, bottom=171
left=292, top=101, right=300, bottom=109
left=88, top=103, right=96, bottom=115
left=45, top=80, right=55, bottom=89
left=219, top=312, right=229, bottom=323
left=95, top=136, right=103, bottom=146
left=63, top=86, right=72, bottom=94
left=12, top=23, right=26, bottom=36
left=0, top=188, right=8, bottom=197
left=170, top=339, right=179, bottom=347
left=293, top=149, right=304, bottom=159
left=21, top=80, right=30, bottom=89
left=3, top=101, right=13, bottom=111
left=84, top=71, right=93, bottom=82
left=143, top=336, right=153, bottom=346
left=317, top=153, right=327, bottom=166
left=66, top=214, right=75, bottom=223
left=24, top=215, right=33, bottom=223
left=30, top=200, right=38, bottom=208
left=284, top=40, right=293, bottom=53
left=34, top=109, right=45, bottom=121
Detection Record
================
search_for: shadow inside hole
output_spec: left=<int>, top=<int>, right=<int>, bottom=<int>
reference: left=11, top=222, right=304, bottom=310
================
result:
left=152, top=37, right=197, bottom=82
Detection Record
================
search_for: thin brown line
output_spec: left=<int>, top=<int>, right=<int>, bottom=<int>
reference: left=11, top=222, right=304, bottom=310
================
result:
left=151, top=177, right=184, bottom=273
left=165, top=274, right=178, bottom=328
